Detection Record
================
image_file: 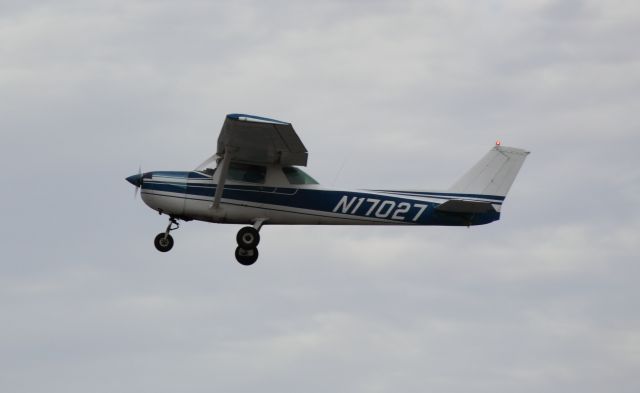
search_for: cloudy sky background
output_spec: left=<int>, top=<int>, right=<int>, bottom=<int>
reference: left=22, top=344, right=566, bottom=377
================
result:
left=2, top=0, right=639, bottom=392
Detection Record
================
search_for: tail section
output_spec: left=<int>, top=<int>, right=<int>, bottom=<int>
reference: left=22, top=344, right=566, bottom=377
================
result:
left=449, top=145, right=530, bottom=197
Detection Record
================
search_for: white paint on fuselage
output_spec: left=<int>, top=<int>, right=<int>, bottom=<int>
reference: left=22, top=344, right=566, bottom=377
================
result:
left=139, top=162, right=501, bottom=226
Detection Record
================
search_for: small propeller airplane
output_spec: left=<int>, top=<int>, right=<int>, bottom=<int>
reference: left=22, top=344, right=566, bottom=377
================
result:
left=126, top=113, right=529, bottom=266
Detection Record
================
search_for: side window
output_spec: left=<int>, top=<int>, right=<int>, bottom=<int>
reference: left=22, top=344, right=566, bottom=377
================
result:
left=282, top=167, right=318, bottom=185
left=228, top=162, right=266, bottom=184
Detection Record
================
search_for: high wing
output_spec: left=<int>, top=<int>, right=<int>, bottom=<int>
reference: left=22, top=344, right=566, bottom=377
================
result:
left=217, top=114, right=308, bottom=166
left=208, top=113, right=308, bottom=210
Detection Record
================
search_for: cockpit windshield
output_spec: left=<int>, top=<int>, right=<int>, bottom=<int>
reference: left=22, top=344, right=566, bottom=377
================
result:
left=282, top=167, right=318, bottom=185
left=200, top=168, right=216, bottom=176
left=195, top=154, right=219, bottom=173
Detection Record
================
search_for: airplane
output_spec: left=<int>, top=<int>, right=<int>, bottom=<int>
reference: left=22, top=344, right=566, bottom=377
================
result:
left=126, top=113, right=529, bottom=266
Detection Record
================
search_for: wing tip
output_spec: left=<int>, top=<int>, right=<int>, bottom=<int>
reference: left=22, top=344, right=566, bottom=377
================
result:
left=227, top=113, right=290, bottom=125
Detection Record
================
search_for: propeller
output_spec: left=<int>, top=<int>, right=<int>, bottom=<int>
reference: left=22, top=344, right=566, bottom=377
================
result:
left=135, top=166, right=141, bottom=199
left=125, top=166, right=144, bottom=199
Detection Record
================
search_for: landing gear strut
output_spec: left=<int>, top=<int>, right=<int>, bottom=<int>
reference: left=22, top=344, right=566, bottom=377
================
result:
left=154, top=217, right=179, bottom=252
left=235, top=219, right=266, bottom=265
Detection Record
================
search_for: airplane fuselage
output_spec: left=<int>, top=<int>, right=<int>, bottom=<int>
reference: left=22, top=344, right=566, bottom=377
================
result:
left=138, top=170, right=502, bottom=227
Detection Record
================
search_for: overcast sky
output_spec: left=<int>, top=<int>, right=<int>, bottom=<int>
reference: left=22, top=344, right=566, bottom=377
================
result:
left=2, top=0, right=639, bottom=392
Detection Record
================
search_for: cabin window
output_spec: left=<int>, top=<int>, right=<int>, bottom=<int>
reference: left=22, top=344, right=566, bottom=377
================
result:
left=228, top=162, right=266, bottom=183
left=282, top=167, right=318, bottom=185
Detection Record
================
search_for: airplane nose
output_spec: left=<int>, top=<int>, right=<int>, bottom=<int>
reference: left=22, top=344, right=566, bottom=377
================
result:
left=126, top=173, right=143, bottom=187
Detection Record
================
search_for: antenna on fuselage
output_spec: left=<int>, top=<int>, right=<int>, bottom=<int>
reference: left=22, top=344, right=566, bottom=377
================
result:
left=331, top=156, right=349, bottom=187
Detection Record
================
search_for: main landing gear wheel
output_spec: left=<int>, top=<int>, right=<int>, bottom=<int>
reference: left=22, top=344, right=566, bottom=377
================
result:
left=154, top=233, right=174, bottom=252
left=234, top=221, right=265, bottom=266
left=235, top=247, right=259, bottom=266
left=236, top=226, right=260, bottom=249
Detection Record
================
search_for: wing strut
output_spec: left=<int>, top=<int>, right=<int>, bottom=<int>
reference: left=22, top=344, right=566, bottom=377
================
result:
left=210, top=147, right=232, bottom=209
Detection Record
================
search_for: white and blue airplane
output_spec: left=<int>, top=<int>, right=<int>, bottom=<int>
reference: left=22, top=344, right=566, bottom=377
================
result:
left=126, top=114, right=529, bottom=265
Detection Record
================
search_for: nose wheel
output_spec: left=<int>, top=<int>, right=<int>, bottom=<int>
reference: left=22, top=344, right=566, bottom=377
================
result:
left=234, top=220, right=265, bottom=265
left=154, top=233, right=174, bottom=252
left=154, top=218, right=179, bottom=252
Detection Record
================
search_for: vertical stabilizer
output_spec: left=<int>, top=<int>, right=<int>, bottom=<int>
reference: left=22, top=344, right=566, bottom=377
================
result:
left=449, top=145, right=530, bottom=197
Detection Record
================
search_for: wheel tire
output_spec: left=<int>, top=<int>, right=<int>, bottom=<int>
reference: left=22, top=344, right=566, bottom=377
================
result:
left=154, top=233, right=174, bottom=252
left=236, top=226, right=260, bottom=249
left=235, top=246, right=259, bottom=266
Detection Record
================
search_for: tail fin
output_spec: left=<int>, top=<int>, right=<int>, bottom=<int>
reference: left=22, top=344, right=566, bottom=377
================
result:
left=449, top=145, right=530, bottom=197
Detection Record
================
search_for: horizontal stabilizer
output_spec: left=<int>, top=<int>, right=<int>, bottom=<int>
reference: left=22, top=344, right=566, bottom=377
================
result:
left=436, top=200, right=497, bottom=214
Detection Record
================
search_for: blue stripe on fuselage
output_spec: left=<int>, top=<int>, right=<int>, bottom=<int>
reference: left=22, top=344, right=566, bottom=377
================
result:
left=369, top=189, right=505, bottom=202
